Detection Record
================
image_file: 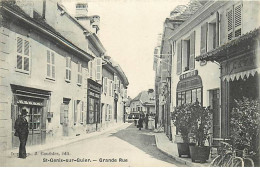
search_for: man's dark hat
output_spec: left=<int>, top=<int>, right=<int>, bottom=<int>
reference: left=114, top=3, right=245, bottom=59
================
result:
left=21, top=109, right=28, bottom=115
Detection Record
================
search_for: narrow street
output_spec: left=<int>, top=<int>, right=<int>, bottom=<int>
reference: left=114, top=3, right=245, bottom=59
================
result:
left=4, top=124, right=185, bottom=167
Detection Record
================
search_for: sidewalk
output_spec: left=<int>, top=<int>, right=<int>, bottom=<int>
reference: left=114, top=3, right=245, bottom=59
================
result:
left=154, top=132, right=211, bottom=167
left=6, top=123, right=131, bottom=157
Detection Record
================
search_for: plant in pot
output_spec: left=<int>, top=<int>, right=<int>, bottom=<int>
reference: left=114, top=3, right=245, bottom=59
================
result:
left=189, top=101, right=212, bottom=163
left=171, top=103, right=197, bottom=158
left=230, top=97, right=260, bottom=166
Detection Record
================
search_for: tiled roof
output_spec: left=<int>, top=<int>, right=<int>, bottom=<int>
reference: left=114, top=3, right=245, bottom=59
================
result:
left=131, top=90, right=155, bottom=105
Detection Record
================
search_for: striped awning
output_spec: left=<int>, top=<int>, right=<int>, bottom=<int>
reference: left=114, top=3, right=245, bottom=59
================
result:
left=222, top=68, right=260, bottom=82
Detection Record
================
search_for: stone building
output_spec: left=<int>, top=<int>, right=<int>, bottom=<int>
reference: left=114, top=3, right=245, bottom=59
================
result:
left=0, top=0, right=128, bottom=152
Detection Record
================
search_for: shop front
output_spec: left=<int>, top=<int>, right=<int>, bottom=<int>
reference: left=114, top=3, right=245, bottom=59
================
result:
left=196, top=28, right=260, bottom=139
left=11, top=85, right=51, bottom=148
left=87, top=79, right=102, bottom=132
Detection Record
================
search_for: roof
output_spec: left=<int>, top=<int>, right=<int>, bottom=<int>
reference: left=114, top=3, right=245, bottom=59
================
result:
left=1, top=0, right=94, bottom=61
left=131, top=90, right=155, bottom=106
left=195, top=28, right=260, bottom=62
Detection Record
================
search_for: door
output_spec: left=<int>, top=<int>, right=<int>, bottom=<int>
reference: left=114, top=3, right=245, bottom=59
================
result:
left=63, top=104, right=69, bottom=136
left=210, top=89, right=220, bottom=139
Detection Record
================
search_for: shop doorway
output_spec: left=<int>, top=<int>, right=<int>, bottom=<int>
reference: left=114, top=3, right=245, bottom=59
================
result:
left=209, top=89, right=220, bottom=139
left=229, top=74, right=259, bottom=111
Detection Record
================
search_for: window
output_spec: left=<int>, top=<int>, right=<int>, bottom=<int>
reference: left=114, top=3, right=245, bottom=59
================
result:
left=227, top=3, right=242, bottom=41
left=80, top=101, right=84, bottom=124
left=108, top=105, right=112, bottom=121
left=109, top=80, right=112, bottom=96
left=103, top=77, right=108, bottom=94
left=46, top=50, right=55, bottom=80
left=208, top=22, right=217, bottom=51
left=16, top=36, right=30, bottom=73
left=176, top=31, right=195, bottom=74
left=201, top=23, right=208, bottom=54
left=112, top=81, right=114, bottom=97
left=96, top=58, right=102, bottom=82
left=65, top=57, right=71, bottom=82
left=77, top=63, right=82, bottom=85
left=88, top=60, right=93, bottom=79
left=74, top=100, right=80, bottom=124
left=176, top=88, right=202, bottom=106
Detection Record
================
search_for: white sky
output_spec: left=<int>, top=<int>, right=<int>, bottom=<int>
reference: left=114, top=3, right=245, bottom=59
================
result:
left=62, top=0, right=190, bottom=98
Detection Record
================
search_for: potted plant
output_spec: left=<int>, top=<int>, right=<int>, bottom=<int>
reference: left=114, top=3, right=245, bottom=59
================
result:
left=230, top=97, right=260, bottom=166
left=172, top=103, right=197, bottom=158
left=189, top=102, right=212, bottom=163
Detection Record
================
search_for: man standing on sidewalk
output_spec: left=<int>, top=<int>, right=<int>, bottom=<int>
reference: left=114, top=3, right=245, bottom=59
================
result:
left=14, top=109, right=29, bottom=159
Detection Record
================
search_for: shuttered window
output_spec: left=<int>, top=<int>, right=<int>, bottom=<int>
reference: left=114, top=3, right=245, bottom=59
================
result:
left=16, top=36, right=30, bottom=73
left=96, top=58, right=102, bottom=82
left=189, top=31, right=196, bottom=70
left=176, top=41, right=182, bottom=75
left=74, top=100, right=78, bottom=124
left=227, top=3, right=242, bottom=41
left=77, top=62, right=82, bottom=85
left=200, top=23, right=208, bottom=54
left=65, top=57, right=71, bottom=82
left=234, top=3, right=242, bottom=37
left=80, top=101, right=84, bottom=124
left=112, top=81, right=114, bottom=97
left=88, top=60, right=93, bottom=78
left=47, top=50, right=55, bottom=80
left=109, top=79, right=112, bottom=96
left=104, top=77, right=108, bottom=94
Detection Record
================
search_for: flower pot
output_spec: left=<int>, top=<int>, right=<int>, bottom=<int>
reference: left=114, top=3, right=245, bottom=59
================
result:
left=177, top=143, right=193, bottom=158
left=189, top=145, right=210, bottom=163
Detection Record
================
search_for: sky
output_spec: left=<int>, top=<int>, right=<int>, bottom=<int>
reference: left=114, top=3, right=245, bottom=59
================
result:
left=62, top=0, right=190, bottom=98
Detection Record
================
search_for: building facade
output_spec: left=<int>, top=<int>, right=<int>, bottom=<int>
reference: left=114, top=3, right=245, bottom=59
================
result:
left=0, top=0, right=128, bottom=152
left=167, top=0, right=259, bottom=144
left=130, top=89, right=155, bottom=119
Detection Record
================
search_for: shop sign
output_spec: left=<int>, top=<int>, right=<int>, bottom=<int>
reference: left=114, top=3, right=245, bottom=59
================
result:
left=17, top=99, right=43, bottom=106
left=88, top=82, right=101, bottom=93
left=179, top=70, right=198, bottom=80
left=222, top=54, right=257, bottom=76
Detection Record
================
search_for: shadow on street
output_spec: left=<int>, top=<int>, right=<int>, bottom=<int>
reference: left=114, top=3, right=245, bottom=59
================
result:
left=109, top=123, right=185, bottom=166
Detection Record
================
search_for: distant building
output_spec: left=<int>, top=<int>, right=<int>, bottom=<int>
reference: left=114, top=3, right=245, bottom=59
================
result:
left=130, top=89, right=155, bottom=119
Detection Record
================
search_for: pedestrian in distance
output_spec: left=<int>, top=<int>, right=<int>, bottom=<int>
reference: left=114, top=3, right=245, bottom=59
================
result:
left=138, top=115, right=143, bottom=130
left=14, top=109, right=29, bottom=159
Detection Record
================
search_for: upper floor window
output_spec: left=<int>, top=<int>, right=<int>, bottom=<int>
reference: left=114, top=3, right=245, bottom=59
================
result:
left=176, top=31, right=195, bottom=75
left=46, top=50, right=55, bottom=80
left=77, top=62, right=82, bottom=85
left=16, top=36, right=30, bottom=73
left=65, top=57, right=71, bottom=82
left=227, top=3, right=242, bottom=41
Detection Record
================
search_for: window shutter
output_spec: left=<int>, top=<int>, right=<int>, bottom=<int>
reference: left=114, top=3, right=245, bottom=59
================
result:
left=189, top=31, right=196, bottom=70
left=11, top=104, right=18, bottom=130
left=96, top=58, right=102, bottom=82
left=114, top=76, right=117, bottom=89
left=47, top=51, right=51, bottom=77
left=17, top=37, right=23, bottom=54
left=74, top=101, right=77, bottom=124
left=234, top=3, right=242, bottom=38
left=51, top=52, right=55, bottom=78
left=88, top=61, right=92, bottom=78
left=112, top=81, right=114, bottom=97
left=102, top=77, right=105, bottom=93
left=17, top=55, right=23, bottom=69
left=42, top=106, right=47, bottom=134
left=60, top=103, right=65, bottom=124
left=117, top=80, right=120, bottom=92
left=176, top=41, right=182, bottom=75
left=200, top=23, right=208, bottom=54
left=24, top=40, right=29, bottom=56
left=80, top=101, right=84, bottom=123
left=92, top=59, right=97, bottom=81
left=104, top=77, right=107, bottom=94
left=227, top=7, right=233, bottom=40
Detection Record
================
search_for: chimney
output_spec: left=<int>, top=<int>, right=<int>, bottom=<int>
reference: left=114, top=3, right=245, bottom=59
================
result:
left=90, top=15, right=100, bottom=35
left=16, top=0, right=34, bottom=17
left=75, top=2, right=88, bottom=17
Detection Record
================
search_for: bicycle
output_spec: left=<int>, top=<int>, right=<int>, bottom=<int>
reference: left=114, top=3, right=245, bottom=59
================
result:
left=209, top=141, right=254, bottom=167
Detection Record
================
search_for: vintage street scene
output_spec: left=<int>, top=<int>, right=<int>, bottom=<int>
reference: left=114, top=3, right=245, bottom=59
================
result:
left=0, top=0, right=259, bottom=167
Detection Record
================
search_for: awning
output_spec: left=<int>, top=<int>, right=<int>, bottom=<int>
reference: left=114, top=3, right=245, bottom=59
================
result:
left=195, top=28, right=260, bottom=62
left=222, top=68, right=260, bottom=82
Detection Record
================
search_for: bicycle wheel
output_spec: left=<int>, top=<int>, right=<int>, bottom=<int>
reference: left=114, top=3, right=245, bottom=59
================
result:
left=244, top=158, right=254, bottom=167
left=210, top=155, right=222, bottom=167
left=222, top=153, right=233, bottom=167
left=232, top=157, right=244, bottom=167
